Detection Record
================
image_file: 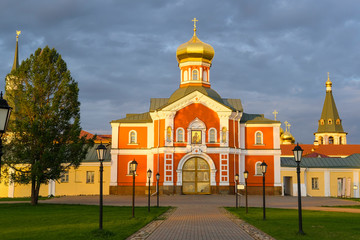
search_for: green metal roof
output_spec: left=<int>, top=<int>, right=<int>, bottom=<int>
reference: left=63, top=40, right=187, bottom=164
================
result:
left=150, top=98, right=169, bottom=111
left=83, top=143, right=111, bottom=163
left=240, top=113, right=280, bottom=124
left=222, top=99, right=243, bottom=112
left=316, top=90, right=345, bottom=133
left=281, top=154, right=360, bottom=168
left=111, top=112, right=152, bottom=123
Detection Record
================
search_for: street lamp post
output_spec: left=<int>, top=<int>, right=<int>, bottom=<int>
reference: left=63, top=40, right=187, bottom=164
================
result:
left=130, top=159, right=138, bottom=218
left=244, top=170, right=249, bottom=214
left=96, top=142, right=107, bottom=230
left=147, top=169, right=152, bottom=212
left=156, top=173, right=160, bottom=207
left=260, top=161, right=267, bottom=220
left=235, top=174, right=239, bottom=208
left=293, top=143, right=305, bottom=235
left=0, top=92, right=12, bottom=178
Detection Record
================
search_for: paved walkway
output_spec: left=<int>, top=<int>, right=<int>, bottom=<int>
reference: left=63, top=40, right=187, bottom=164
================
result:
left=39, top=195, right=360, bottom=239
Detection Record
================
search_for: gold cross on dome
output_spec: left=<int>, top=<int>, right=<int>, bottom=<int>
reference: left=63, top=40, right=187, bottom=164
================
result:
left=192, top=18, right=198, bottom=29
left=284, top=121, right=289, bottom=132
left=272, top=110, right=278, bottom=121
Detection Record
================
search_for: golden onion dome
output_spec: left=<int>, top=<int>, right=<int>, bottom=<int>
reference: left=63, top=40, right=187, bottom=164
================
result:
left=281, top=131, right=294, bottom=141
left=176, top=30, right=215, bottom=64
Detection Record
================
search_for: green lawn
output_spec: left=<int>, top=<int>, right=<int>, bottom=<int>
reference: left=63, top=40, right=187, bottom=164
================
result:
left=0, top=204, right=169, bottom=240
left=226, top=207, right=360, bottom=239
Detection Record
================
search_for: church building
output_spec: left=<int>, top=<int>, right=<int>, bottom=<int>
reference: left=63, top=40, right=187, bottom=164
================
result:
left=110, top=20, right=282, bottom=195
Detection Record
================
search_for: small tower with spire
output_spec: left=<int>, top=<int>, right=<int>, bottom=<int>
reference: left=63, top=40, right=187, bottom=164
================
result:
left=314, top=73, right=347, bottom=145
left=6, top=30, right=22, bottom=111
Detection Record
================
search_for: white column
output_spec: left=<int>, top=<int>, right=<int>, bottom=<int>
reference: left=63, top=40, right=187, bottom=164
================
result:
left=353, top=171, right=359, bottom=198
left=324, top=170, right=330, bottom=196
left=48, top=180, right=55, bottom=196
left=273, top=153, right=281, bottom=187
left=110, top=123, right=119, bottom=186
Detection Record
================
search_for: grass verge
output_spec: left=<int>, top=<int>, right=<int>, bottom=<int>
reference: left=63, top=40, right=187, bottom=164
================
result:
left=0, top=203, right=169, bottom=240
left=226, top=207, right=360, bottom=239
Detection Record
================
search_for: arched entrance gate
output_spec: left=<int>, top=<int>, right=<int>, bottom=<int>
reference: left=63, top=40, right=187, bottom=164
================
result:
left=182, top=157, right=210, bottom=194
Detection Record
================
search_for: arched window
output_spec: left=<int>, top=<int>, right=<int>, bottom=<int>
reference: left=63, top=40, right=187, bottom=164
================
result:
left=320, top=119, right=324, bottom=125
left=329, top=136, right=334, bottom=144
left=336, top=119, right=341, bottom=125
left=176, top=128, right=184, bottom=142
left=255, top=162, right=262, bottom=176
left=221, top=127, right=227, bottom=143
left=129, top=130, right=137, bottom=144
left=319, top=136, right=323, bottom=145
left=192, top=70, right=198, bottom=80
left=208, top=128, right=216, bottom=143
left=339, top=137, right=342, bottom=145
left=328, top=119, right=333, bottom=125
left=255, top=131, right=263, bottom=145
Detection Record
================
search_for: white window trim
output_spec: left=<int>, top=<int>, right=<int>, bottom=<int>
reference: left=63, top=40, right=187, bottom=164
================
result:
left=255, top=131, right=264, bottom=145
left=176, top=127, right=185, bottom=142
left=86, top=171, right=95, bottom=184
left=255, top=161, right=263, bottom=176
left=128, top=130, right=137, bottom=144
left=208, top=128, right=217, bottom=143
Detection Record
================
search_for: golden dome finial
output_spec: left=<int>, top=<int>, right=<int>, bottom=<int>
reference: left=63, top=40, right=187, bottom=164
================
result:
left=192, top=18, right=198, bottom=36
left=326, top=72, right=332, bottom=92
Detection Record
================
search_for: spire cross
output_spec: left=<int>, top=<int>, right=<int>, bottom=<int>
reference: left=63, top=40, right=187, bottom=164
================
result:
left=287, top=123, right=291, bottom=132
left=192, top=18, right=198, bottom=35
left=16, top=30, right=21, bottom=41
left=284, top=121, right=289, bottom=132
left=327, top=72, right=330, bottom=80
left=272, top=110, right=278, bottom=121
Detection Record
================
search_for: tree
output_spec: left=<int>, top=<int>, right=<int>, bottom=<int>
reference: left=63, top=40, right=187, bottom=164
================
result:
left=3, top=46, right=94, bottom=205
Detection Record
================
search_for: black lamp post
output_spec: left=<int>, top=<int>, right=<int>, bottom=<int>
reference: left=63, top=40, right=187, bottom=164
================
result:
left=130, top=159, right=138, bottom=218
left=235, top=174, right=239, bottom=208
left=244, top=170, right=249, bottom=214
left=147, top=169, right=152, bottom=212
left=0, top=92, right=12, bottom=178
left=293, top=143, right=305, bottom=235
left=96, top=142, right=107, bottom=230
left=156, top=173, right=160, bottom=207
left=260, top=161, right=267, bottom=220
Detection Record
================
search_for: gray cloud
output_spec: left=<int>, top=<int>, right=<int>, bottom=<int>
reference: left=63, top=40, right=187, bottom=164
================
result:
left=1, top=0, right=359, bottom=144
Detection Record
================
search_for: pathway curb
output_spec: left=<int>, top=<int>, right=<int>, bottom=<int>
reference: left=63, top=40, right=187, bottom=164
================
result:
left=127, top=207, right=176, bottom=240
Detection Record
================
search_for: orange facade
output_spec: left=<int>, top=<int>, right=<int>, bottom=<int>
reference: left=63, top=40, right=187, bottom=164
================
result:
left=245, top=126, right=274, bottom=149
left=118, top=126, right=148, bottom=148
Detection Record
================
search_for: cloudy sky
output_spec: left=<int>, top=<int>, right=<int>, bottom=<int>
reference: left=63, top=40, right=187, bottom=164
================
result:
left=1, top=0, right=360, bottom=144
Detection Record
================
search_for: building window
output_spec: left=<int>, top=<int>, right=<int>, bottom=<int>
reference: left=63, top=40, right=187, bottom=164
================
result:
left=129, top=130, right=137, bottom=144
left=255, top=162, right=262, bottom=176
left=339, top=137, right=342, bottom=145
left=328, top=119, right=333, bottom=125
left=336, top=119, right=341, bottom=125
left=176, top=128, right=184, bottom=142
left=208, top=128, right=216, bottom=143
left=192, top=70, right=198, bottom=80
left=86, top=171, right=95, bottom=184
left=312, top=178, right=319, bottom=190
left=320, top=119, right=324, bottom=125
left=60, top=170, right=69, bottom=183
left=319, top=136, right=323, bottom=145
left=329, top=136, right=334, bottom=144
left=255, top=131, right=263, bottom=145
